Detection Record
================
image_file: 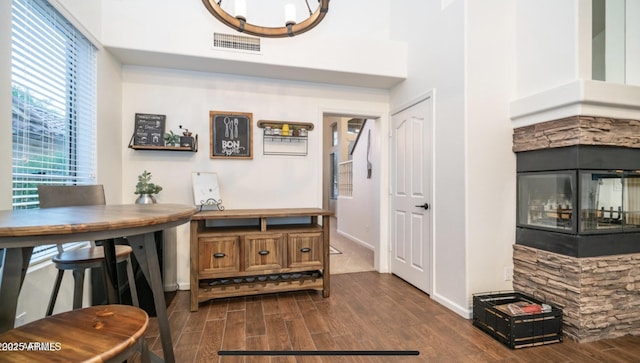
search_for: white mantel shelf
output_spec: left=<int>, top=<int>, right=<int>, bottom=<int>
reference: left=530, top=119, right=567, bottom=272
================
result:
left=510, top=80, right=640, bottom=127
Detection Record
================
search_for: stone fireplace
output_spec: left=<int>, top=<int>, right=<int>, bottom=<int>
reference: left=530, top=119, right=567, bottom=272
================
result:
left=512, top=116, right=640, bottom=342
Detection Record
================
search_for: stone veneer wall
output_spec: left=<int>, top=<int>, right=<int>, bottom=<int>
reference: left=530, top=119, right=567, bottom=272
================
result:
left=513, top=244, right=640, bottom=342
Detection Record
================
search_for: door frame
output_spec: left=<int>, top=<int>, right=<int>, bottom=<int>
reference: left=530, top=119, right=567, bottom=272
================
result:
left=319, top=108, right=390, bottom=273
left=389, top=90, right=435, bottom=293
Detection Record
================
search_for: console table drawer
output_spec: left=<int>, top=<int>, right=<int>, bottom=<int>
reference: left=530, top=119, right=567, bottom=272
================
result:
left=288, top=231, right=323, bottom=268
left=244, top=234, right=285, bottom=272
left=199, top=237, right=240, bottom=275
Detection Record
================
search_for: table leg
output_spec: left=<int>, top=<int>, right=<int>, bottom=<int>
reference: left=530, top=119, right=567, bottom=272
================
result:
left=100, top=239, right=119, bottom=304
left=322, top=215, right=330, bottom=298
left=127, top=232, right=175, bottom=363
left=0, top=247, right=33, bottom=333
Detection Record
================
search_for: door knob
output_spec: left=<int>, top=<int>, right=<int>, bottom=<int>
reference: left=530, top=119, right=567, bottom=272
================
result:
left=415, top=203, right=430, bottom=210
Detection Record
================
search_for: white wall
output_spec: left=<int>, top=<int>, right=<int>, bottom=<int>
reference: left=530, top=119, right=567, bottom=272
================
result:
left=466, top=0, right=516, bottom=300
left=389, top=0, right=517, bottom=317
left=120, top=66, right=389, bottom=289
left=515, top=0, right=580, bottom=99
left=336, top=120, right=380, bottom=252
left=390, top=0, right=469, bottom=316
left=51, top=0, right=102, bottom=44
left=97, top=50, right=124, bottom=202
left=627, top=1, right=640, bottom=85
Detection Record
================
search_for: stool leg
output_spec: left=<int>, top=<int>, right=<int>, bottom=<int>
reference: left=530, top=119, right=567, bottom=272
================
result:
left=46, top=269, right=65, bottom=316
left=71, top=269, right=85, bottom=310
left=140, top=336, right=151, bottom=363
left=125, top=257, right=139, bottom=307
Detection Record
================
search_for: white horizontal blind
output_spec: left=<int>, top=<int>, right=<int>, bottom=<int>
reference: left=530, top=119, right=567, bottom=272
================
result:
left=11, top=0, right=97, bottom=261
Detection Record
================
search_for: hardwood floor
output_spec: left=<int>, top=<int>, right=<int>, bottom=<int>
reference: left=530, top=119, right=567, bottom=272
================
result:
left=138, top=272, right=640, bottom=362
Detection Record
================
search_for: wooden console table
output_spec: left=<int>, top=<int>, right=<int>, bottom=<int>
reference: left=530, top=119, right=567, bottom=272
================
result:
left=190, top=208, right=332, bottom=311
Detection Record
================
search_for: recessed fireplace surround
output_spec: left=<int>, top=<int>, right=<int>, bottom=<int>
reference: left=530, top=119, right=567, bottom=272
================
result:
left=512, top=115, right=640, bottom=342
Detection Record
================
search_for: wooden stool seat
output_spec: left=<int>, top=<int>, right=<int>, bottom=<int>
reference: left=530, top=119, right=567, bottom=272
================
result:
left=0, top=305, right=149, bottom=362
left=52, top=245, right=134, bottom=266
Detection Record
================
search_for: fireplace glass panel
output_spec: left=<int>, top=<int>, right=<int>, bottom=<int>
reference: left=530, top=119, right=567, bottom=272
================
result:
left=518, top=172, right=574, bottom=232
left=580, top=171, right=640, bottom=232
left=623, top=175, right=640, bottom=230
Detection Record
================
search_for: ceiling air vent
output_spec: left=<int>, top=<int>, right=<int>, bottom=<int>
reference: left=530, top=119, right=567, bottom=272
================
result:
left=213, top=33, right=261, bottom=53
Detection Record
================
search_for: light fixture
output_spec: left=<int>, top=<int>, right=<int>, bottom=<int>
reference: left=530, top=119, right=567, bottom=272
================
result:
left=202, top=0, right=329, bottom=38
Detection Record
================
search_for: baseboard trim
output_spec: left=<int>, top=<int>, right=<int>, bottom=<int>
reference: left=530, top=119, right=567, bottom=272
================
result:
left=335, top=230, right=375, bottom=250
left=177, top=281, right=190, bottom=291
left=432, top=292, right=473, bottom=319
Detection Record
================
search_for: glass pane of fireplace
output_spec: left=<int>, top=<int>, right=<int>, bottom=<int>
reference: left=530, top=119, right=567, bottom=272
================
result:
left=580, top=172, right=622, bottom=232
left=580, top=171, right=640, bottom=232
left=623, top=174, right=640, bottom=230
left=518, top=172, right=574, bottom=232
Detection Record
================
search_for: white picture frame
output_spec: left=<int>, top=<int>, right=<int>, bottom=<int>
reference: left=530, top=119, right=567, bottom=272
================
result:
left=192, top=172, right=223, bottom=210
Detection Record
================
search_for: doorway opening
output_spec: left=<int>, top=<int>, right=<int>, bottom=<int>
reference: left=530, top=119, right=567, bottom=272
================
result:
left=322, top=114, right=378, bottom=274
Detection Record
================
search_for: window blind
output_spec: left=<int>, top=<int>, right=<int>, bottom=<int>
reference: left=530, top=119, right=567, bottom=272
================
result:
left=11, top=0, right=97, bottom=261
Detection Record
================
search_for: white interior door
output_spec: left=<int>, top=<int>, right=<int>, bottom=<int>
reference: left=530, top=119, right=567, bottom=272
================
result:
left=390, top=96, right=432, bottom=294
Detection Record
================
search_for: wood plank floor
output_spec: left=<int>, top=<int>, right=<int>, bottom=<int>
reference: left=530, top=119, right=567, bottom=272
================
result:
left=136, top=272, right=640, bottom=362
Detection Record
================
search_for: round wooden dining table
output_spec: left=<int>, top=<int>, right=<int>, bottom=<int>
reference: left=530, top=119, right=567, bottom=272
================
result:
left=0, top=203, right=197, bottom=363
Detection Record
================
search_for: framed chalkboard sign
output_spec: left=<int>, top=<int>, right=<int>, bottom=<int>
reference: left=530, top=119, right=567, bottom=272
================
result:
left=133, top=113, right=166, bottom=146
left=209, top=111, right=253, bottom=159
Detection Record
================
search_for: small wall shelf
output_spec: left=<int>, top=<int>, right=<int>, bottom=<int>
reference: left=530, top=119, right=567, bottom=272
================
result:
left=258, top=120, right=312, bottom=156
left=128, top=134, right=198, bottom=152
left=257, top=120, right=314, bottom=131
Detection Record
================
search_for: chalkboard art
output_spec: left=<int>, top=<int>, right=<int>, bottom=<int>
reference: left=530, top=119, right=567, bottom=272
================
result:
left=210, top=111, right=253, bottom=159
left=133, top=113, right=166, bottom=146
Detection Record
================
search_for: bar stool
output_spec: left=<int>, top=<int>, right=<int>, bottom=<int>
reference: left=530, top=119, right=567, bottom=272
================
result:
left=0, top=305, right=150, bottom=362
left=37, top=185, right=139, bottom=314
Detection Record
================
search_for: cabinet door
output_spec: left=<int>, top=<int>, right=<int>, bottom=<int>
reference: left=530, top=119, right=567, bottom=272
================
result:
left=199, top=236, right=240, bottom=275
left=244, top=234, right=285, bottom=272
left=287, top=232, right=323, bottom=269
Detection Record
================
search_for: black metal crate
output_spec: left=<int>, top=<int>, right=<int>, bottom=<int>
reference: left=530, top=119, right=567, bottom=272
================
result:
left=472, top=291, right=563, bottom=349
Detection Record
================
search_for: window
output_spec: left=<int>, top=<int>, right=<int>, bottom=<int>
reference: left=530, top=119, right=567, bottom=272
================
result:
left=347, top=118, right=364, bottom=135
left=330, top=152, right=338, bottom=199
left=331, top=122, right=338, bottom=146
left=11, top=0, right=97, bottom=261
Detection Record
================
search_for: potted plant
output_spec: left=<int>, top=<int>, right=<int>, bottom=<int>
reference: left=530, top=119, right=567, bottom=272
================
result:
left=134, top=170, right=163, bottom=204
left=163, top=130, right=181, bottom=147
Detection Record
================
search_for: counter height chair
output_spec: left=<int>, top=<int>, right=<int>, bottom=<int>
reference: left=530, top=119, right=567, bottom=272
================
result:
left=37, top=185, right=139, bottom=315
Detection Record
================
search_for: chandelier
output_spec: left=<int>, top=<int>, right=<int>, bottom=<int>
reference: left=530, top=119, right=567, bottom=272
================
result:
left=202, top=0, right=329, bottom=38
